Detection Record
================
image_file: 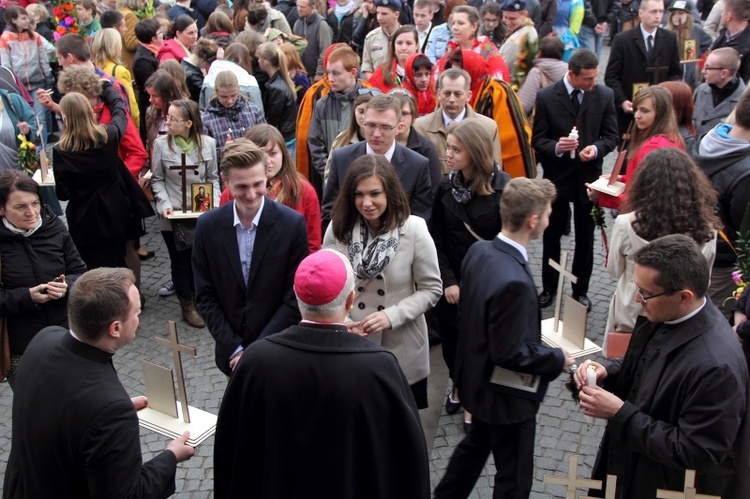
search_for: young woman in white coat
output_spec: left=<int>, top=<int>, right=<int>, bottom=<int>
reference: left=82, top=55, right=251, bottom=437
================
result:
left=151, top=99, right=219, bottom=329
left=323, top=155, right=443, bottom=408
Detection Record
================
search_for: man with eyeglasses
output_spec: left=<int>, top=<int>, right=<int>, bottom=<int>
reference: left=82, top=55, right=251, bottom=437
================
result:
left=413, top=68, right=501, bottom=174
left=694, top=47, right=746, bottom=137
left=575, top=234, right=750, bottom=498
left=322, top=94, right=432, bottom=226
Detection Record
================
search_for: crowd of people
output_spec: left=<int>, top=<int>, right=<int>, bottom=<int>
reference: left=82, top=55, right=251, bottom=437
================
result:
left=0, top=0, right=750, bottom=497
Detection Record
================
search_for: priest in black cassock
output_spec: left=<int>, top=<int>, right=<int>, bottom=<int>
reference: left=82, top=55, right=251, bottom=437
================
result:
left=3, top=268, right=195, bottom=499
left=214, top=249, right=430, bottom=499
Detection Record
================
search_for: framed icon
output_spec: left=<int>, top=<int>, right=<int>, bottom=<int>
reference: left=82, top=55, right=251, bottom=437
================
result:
left=683, top=38, right=697, bottom=61
left=632, top=83, right=649, bottom=101
left=191, top=183, right=212, bottom=212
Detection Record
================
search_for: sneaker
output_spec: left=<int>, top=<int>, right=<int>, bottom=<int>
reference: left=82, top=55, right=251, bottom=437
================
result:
left=158, top=280, right=175, bottom=296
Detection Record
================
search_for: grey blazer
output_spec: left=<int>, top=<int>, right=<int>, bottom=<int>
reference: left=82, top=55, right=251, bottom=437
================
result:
left=694, top=79, right=747, bottom=138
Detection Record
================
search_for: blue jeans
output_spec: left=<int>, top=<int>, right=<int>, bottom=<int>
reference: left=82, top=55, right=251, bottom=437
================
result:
left=578, top=24, right=603, bottom=58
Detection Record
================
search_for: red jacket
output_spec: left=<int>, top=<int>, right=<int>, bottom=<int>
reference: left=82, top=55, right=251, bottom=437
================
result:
left=157, top=39, right=189, bottom=63
left=95, top=102, right=148, bottom=179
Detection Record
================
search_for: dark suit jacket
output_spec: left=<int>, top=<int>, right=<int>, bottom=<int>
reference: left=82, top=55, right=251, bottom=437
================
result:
left=321, top=142, right=433, bottom=224
left=605, top=24, right=681, bottom=134
left=605, top=25, right=682, bottom=108
left=455, top=238, right=565, bottom=425
left=192, top=198, right=309, bottom=375
left=214, top=323, right=430, bottom=499
left=3, top=327, right=177, bottom=499
left=592, top=303, right=750, bottom=498
left=532, top=80, right=619, bottom=200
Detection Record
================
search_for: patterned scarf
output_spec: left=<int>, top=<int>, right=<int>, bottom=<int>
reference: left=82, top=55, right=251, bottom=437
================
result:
left=347, top=216, right=400, bottom=280
left=450, top=170, right=473, bottom=204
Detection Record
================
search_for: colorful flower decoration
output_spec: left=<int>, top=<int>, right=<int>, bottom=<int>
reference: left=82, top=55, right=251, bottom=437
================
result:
left=52, top=1, right=79, bottom=41
left=17, top=134, right=39, bottom=175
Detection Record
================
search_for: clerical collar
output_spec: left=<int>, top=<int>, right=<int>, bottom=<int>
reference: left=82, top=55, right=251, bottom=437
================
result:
left=665, top=297, right=707, bottom=325
left=300, top=320, right=347, bottom=327
left=69, top=329, right=115, bottom=354
left=497, top=233, right=528, bottom=262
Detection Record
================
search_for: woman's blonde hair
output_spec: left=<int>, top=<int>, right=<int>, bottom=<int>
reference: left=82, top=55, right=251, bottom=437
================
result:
left=58, top=93, right=107, bottom=152
left=214, top=70, right=239, bottom=93
left=91, top=28, right=123, bottom=67
left=256, top=42, right=295, bottom=96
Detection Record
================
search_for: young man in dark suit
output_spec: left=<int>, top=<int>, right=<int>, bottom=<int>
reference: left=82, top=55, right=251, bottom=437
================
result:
left=192, top=139, right=309, bottom=376
left=577, top=235, right=750, bottom=497
left=4, top=268, right=195, bottom=498
left=322, top=94, right=433, bottom=225
left=604, top=0, right=682, bottom=135
left=434, top=178, right=574, bottom=499
left=533, top=49, right=619, bottom=311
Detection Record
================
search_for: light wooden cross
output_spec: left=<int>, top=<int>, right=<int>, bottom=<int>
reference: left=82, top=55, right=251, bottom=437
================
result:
left=656, top=470, right=720, bottom=499
left=543, top=454, right=602, bottom=499
left=169, top=153, right=199, bottom=212
left=34, top=115, right=49, bottom=180
left=579, top=475, right=618, bottom=499
left=155, top=321, right=197, bottom=423
left=549, top=251, right=578, bottom=333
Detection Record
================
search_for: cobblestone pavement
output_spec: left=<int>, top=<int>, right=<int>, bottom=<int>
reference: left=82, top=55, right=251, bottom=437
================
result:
left=0, top=49, right=620, bottom=499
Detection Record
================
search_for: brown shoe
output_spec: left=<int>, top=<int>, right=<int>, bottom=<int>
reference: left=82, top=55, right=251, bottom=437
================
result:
left=179, top=297, right=206, bottom=328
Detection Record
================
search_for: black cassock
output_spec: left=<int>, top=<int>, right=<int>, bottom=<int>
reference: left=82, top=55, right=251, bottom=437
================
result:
left=214, top=323, right=430, bottom=499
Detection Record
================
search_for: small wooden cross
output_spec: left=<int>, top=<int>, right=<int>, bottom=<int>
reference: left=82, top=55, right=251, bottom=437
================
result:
left=549, top=251, right=578, bottom=333
left=34, top=115, right=50, bottom=180
left=155, top=321, right=197, bottom=423
left=656, top=470, right=720, bottom=499
left=168, top=153, right=199, bottom=212
left=645, top=57, right=670, bottom=85
left=579, top=475, right=618, bottom=499
left=543, top=454, right=602, bottom=499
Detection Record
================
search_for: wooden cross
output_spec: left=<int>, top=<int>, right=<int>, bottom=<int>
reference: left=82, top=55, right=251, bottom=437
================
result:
left=656, top=470, right=720, bottom=499
left=549, top=251, right=578, bottom=333
left=34, top=115, right=49, bottom=180
left=646, top=57, right=670, bottom=85
left=168, top=153, right=199, bottom=213
left=579, top=475, right=618, bottom=499
left=543, top=454, right=602, bottom=499
left=155, top=321, right=197, bottom=423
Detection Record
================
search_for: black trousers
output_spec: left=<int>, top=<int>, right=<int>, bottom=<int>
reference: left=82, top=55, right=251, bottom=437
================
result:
left=541, top=181, right=595, bottom=297
left=161, top=230, right=194, bottom=301
left=434, top=416, right=536, bottom=499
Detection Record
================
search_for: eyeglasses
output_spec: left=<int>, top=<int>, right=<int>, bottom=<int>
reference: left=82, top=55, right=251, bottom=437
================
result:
left=166, top=115, right=186, bottom=123
left=363, top=122, right=398, bottom=132
left=703, top=66, right=726, bottom=71
left=633, top=282, right=677, bottom=303
left=358, top=88, right=382, bottom=96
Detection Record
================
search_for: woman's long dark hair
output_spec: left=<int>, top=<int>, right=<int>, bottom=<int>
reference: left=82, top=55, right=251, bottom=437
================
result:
left=332, top=155, right=410, bottom=243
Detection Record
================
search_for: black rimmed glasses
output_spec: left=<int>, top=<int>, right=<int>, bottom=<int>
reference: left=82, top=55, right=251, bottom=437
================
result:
left=703, top=66, right=727, bottom=71
left=633, top=281, right=677, bottom=302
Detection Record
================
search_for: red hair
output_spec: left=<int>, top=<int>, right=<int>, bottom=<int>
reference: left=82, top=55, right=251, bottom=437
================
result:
left=658, top=81, right=696, bottom=136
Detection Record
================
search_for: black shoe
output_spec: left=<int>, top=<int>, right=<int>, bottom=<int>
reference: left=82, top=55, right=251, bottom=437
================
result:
left=463, top=421, right=472, bottom=433
left=445, top=395, right=461, bottom=415
left=138, top=249, right=156, bottom=260
left=575, top=294, right=592, bottom=312
left=538, top=291, right=556, bottom=308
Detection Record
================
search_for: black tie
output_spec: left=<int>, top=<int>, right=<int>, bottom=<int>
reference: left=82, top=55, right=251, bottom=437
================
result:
left=647, top=34, right=654, bottom=65
left=571, top=89, right=581, bottom=114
